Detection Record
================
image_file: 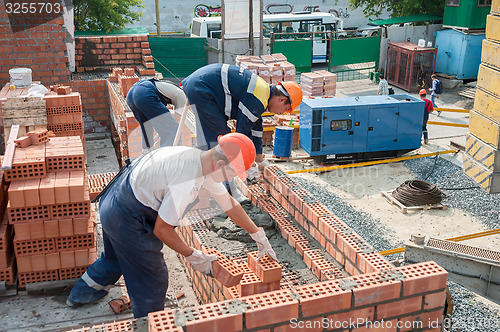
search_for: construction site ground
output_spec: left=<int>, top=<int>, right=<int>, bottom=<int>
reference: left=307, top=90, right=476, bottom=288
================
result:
left=0, top=78, right=499, bottom=331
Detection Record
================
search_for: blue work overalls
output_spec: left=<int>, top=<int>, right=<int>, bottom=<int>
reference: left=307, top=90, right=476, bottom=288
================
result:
left=67, top=157, right=168, bottom=318
left=181, top=64, right=273, bottom=155
left=126, top=78, right=179, bottom=149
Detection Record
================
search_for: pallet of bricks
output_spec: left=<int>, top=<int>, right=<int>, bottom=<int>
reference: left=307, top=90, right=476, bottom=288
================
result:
left=44, top=85, right=85, bottom=150
left=300, top=70, right=337, bottom=97
left=0, top=83, right=47, bottom=152
left=464, top=4, right=500, bottom=193
left=4, top=133, right=96, bottom=288
left=237, top=53, right=296, bottom=84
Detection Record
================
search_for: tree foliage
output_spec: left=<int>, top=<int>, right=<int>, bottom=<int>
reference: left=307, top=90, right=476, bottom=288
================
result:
left=347, top=0, right=446, bottom=19
left=74, top=0, right=144, bottom=32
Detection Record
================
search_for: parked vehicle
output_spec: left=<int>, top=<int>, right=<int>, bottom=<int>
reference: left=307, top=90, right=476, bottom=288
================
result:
left=190, top=12, right=346, bottom=63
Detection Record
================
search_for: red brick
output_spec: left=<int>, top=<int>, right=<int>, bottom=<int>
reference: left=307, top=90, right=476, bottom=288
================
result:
left=182, top=301, right=244, bottom=332
left=23, top=178, right=40, bottom=207
left=46, top=252, right=61, bottom=270
left=400, top=262, right=448, bottom=296
left=204, top=248, right=244, bottom=287
left=377, top=296, right=422, bottom=320
left=423, top=291, right=446, bottom=310
left=69, top=171, right=85, bottom=202
left=58, top=218, right=74, bottom=237
left=295, top=281, right=351, bottom=317
left=8, top=180, right=25, bottom=208
left=55, top=171, right=70, bottom=203
left=349, top=272, right=402, bottom=307
left=14, top=136, right=32, bottom=148
left=14, top=223, right=30, bottom=241
left=39, top=172, right=56, bottom=205
left=60, top=250, right=76, bottom=268
left=243, top=289, right=299, bottom=329
left=247, top=251, right=282, bottom=283
left=327, top=306, right=375, bottom=329
left=44, top=219, right=60, bottom=238
left=274, top=317, right=324, bottom=332
left=29, top=221, right=45, bottom=239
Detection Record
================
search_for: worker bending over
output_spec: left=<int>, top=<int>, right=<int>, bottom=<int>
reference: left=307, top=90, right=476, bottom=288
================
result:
left=181, top=63, right=302, bottom=182
left=67, top=133, right=277, bottom=318
left=126, top=79, right=185, bottom=150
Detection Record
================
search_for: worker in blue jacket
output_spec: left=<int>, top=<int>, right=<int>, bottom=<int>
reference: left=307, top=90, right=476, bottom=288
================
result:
left=181, top=63, right=302, bottom=183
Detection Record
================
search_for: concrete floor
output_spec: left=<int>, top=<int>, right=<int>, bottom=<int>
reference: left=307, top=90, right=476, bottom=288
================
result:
left=0, top=77, right=496, bottom=331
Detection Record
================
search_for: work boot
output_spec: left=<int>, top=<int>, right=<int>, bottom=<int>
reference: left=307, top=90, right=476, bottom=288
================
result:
left=437, top=111, right=442, bottom=116
left=424, top=139, right=429, bottom=145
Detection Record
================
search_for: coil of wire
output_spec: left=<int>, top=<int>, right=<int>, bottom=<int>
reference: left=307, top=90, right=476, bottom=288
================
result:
left=391, top=180, right=445, bottom=207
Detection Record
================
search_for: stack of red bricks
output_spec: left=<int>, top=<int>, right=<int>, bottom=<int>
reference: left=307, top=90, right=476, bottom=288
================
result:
left=0, top=169, right=13, bottom=286
left=315, top=70, right=337, bottom=96
left=44, top=87, right=85, bottom=142
left=300, top=72, right=324, bottom=97
left=114, top=67, right=140, bottom=97
left=74, top=34, right=155, bottom=76
left=237, top=53, right=296, bottom=84
left=5, top=136, right=96, bottom=288
left=262, top=117, right=278, bottom=146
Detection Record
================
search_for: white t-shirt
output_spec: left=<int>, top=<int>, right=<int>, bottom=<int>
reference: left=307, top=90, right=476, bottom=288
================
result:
left=129, top=146, right=227, bottom=226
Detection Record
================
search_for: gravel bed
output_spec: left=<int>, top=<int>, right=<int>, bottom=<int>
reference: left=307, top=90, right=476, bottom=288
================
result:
left=404, top=156, right=500, bottom=230
left=446, top=281, right=500, bottom=331
left=292, top=176, right=397, bottom=252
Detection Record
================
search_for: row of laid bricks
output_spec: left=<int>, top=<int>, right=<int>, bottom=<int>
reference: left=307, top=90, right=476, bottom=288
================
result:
left=3, top=137, right=85, bottom=182
left=149, top=261, right=447, bottom=331
left=70, top=78, right=110, bottom=133
left=243, top=183, right=347, bottom=282
left=88, top=172, right=118, bottom=200
left=259, top=165, right=395, bottom=276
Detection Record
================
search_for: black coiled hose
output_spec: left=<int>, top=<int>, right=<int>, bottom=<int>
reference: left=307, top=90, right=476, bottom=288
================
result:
left=392, top=180, right=446, bottom=207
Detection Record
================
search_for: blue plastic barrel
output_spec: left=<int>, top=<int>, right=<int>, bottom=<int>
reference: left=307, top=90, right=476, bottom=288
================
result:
left=273, top=126, right=294, bottom=158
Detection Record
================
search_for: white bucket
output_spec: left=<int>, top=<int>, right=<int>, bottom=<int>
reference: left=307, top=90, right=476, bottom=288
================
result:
left=9, top=68, right=32, bottom=88
left=418, top=39, right=426, bottom=47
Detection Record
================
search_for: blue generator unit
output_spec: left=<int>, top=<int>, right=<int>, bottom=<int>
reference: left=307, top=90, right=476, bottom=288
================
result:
left=299, top=95, right=424, bottom=162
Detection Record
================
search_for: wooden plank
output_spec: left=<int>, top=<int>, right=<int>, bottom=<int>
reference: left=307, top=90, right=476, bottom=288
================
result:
left=1, top=125, right=19, bottom=171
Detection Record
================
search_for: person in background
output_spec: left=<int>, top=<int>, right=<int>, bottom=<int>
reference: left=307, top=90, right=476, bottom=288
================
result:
left=66, top=133, right=277, bottom=318
left=377, top=74, right=389, bottom=95
left=126, top=79, right=186, bottom=151
left=419, top=89, right=433, bottom=145
left=181, top=63, right=302, bottom=197
left=428, top=74, right=441, bottom=115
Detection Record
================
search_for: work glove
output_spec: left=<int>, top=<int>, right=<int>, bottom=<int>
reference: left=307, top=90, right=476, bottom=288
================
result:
left=247, top=166, right=261, bottom=184
left=186, top=249, right=217, bottom=276
left=257, top=159, right=270, bottom=171
left=250, top=227, right=278, bottom=261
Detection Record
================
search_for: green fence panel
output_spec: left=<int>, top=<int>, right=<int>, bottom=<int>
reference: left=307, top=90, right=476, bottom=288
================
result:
left=272, top=39, right=312, bottom=73
left=329, top=36, right=381, bottom=67
left=148, top=36, right=207, bottom=80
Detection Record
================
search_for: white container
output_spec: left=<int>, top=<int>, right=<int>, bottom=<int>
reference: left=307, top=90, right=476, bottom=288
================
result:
left=9, top=68, right=32, bottom=88
left=418, top=39, right=426, bottom=47
left=427, top=41, right=433, bottom=47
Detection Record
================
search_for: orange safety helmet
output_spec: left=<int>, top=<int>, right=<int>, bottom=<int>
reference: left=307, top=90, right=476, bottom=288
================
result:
left=278, top=81, right=303, bottom=111
left=217, top=133, right=256, bottom=181
left=419, top=89, right=427, bottom=96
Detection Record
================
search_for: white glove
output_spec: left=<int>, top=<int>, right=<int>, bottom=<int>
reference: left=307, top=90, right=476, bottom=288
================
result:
left=250, top=228, right=278, bottom=261
left=185, top=249, right=217, bottom=276
left=247, top=166, right=260, bottom=184
left=257, top=159, right=270, bottom=170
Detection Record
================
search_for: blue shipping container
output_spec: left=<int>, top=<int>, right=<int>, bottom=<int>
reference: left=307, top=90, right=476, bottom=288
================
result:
left=299, top=95, right=424, bottom=160
left=435, top=29, right=485, bottom=80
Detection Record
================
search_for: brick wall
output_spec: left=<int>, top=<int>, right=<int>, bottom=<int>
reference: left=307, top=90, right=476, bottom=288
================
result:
left=71, top=78, right=109, bottom=133
left=0, top=0, right=70, bottom=86
left=75, top=34, right=154, bottom=76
